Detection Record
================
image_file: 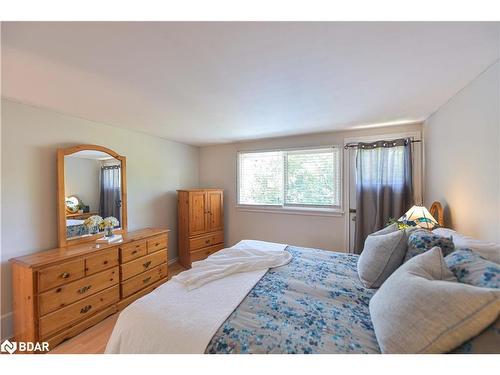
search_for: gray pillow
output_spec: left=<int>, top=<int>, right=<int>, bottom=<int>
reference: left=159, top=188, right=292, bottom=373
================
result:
left=369, top=247, right=500, bottom=353
left=372, top=222, right=398, bottom=236
left=357, top=224, right=407, bottom=289
left=452, top=316, right=500, bottom=353
left=445, top=248, right=500, bottom=353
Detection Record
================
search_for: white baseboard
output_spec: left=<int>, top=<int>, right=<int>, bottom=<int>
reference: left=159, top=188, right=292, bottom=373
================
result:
left=1, top=312, right=13, bottom=341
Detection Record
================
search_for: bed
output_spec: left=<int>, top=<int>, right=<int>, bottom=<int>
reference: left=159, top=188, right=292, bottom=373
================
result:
left=66, top=219, right=89, bottom=238
left=106, top=241, right=379, bottom=353
left=105, top=239, right=498, bottom=354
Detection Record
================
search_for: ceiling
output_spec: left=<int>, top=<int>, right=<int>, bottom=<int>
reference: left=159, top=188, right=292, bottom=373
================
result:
left=2, top=22, right=499, bottom=146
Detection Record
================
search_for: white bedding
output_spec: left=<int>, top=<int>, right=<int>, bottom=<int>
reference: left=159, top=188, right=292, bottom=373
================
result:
left=66, top=219, right=84, bottom=227
left=433, top=228, right=500, bottom=263
left=173, top=246, right=291, bottom=290
left=105, top=240, right=287, bottom=354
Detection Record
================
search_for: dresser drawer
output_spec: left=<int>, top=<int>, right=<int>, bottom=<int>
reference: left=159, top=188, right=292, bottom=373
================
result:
left=147, top=234, right=168, bottom=254
left=189, top=231, right=224, bottom=252
left=45, top=305, right=117, bottom=350
left=39, top=285, right=119, bottom=338
left=85, top=248, right=119, bottom=275
left=121, top=250, right=167, bottom=281
left=39, top=267, right=119, bottom=316
left=121, top=264, right=168, bottom=298
left=119, top=241, right=147, bottom=263
left=190, top=243, right=225, bottom=263
left=38, top=259, right=85, bottom=292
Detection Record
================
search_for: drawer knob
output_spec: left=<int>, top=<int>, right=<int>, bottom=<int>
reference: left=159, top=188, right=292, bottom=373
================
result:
left=143, top=276, right=152, bottom=284
left=131, top=250, right=138, bottom=255
left=80, top=305, right=92, bottom=314
left=155, top=242, right=160, bottom=246
left=205, top=239, right=210, bottom=244
left=78, top=285, right=92, bottom=294
left=103, top=260, right=108, bottom=265
left=61, top=272, right=70, bottom=279
left=135, top=244, right=140, bottom=248
left=143, top=261, right=152, bottom=268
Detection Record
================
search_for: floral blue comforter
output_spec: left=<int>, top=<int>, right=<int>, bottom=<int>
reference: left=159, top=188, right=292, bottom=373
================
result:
left=205, top=246, right=380, bottom=354
left=67, top=223, right=88, bottom=238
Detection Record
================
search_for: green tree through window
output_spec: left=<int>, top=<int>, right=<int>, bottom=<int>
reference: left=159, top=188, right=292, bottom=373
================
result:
left=238, top=147, right=341, bottom=208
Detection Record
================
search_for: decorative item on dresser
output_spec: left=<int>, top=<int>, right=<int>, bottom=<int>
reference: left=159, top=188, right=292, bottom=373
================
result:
left=10, top=228, right=169, bottom=352
left=177, top=189, right=224, bottom=268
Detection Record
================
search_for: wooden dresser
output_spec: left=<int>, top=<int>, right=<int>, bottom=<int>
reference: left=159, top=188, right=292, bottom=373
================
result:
left=9, top=227, right=169, bottom=350
left=177, top=189, right=224, bottom=267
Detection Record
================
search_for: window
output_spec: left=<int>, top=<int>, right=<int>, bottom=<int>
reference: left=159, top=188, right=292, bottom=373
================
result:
left=237, top=147, right=341, bottom=210
left=356, top=145, right=406, bottom=188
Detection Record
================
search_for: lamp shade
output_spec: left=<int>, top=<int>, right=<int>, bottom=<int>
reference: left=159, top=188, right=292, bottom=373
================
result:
left=400, top=205, right=438, bottom=229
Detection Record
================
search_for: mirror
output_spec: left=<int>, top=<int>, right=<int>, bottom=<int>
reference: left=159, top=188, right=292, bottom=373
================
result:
left=57, top=145, right=127, bottom=247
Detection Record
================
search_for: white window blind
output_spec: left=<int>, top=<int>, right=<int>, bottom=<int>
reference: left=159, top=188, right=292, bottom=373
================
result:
left=238, top=147, right=341, bottom=209
left=238, top=151, right=283, bottom=205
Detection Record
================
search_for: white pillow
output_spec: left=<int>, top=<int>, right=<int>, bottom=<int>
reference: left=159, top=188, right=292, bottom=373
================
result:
left=369, top=247, right=500, bottom=353
left=433, top=228, right=500, bottom=263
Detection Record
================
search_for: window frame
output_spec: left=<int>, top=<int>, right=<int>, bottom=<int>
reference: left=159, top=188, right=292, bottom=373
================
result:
left=236, top=145, right=343, bottom=216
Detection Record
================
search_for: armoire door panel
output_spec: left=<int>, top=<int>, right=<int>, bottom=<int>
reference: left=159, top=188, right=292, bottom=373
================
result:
left=207, top=191, right=223, bottom=232
left=189, top=191, right=208, bottom=236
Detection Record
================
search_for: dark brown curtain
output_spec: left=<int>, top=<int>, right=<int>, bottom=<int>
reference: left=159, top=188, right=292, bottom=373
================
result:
left=99, top=165, right=122, bottom=225
left=354, top=138, right=414, bottom=254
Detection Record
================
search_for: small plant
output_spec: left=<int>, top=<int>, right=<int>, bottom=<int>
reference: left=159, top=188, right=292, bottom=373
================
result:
left=386, top=217, right=412, bottom=230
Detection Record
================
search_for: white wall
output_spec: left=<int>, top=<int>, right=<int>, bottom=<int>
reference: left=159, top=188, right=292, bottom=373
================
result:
left=0, top=99, right=200, bottom=339
left=424, top=61, right=500, bottom=243
left=199, top=123, right=422, bottom=253
left=65, top=157, right=101, bottom=212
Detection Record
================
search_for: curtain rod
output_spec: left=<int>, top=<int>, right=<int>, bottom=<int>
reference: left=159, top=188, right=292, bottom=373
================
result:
left=343, top=139, right=422, bottom=150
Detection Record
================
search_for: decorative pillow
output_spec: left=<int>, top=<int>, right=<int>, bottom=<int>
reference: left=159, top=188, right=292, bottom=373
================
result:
left=357, top=225, right=407, bottom=289
left=444, top=248, right=500, bottom=353
left=452, top=317, right=500, bottom=354
left=433, top=227, right=500, bottom=263
left=445, top=248, right=500, bottom=288
left=404, top=229, right=454, bottom=262
left=369, top=247, right=500, bottom=353
left=373, top=222, right=398, bottom=235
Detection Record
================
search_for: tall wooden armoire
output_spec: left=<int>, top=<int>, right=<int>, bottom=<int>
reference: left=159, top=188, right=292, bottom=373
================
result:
left=177, top=189, right=224, bottom=267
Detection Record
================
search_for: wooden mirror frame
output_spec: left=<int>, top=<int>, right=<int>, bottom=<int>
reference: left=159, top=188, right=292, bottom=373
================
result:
left=57, top=144, right=128, bottom=247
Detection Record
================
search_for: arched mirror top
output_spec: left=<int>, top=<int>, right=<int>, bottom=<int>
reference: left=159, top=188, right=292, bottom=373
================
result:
left=60, top=144, right=124, bottom=159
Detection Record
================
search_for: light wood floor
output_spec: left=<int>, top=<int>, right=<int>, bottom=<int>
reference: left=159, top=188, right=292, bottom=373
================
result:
left=49, top=261, right=186, bottom=354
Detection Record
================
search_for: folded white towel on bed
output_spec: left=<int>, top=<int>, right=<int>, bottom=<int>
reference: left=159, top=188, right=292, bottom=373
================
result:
left=173, top=246, right=292, bottom=290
